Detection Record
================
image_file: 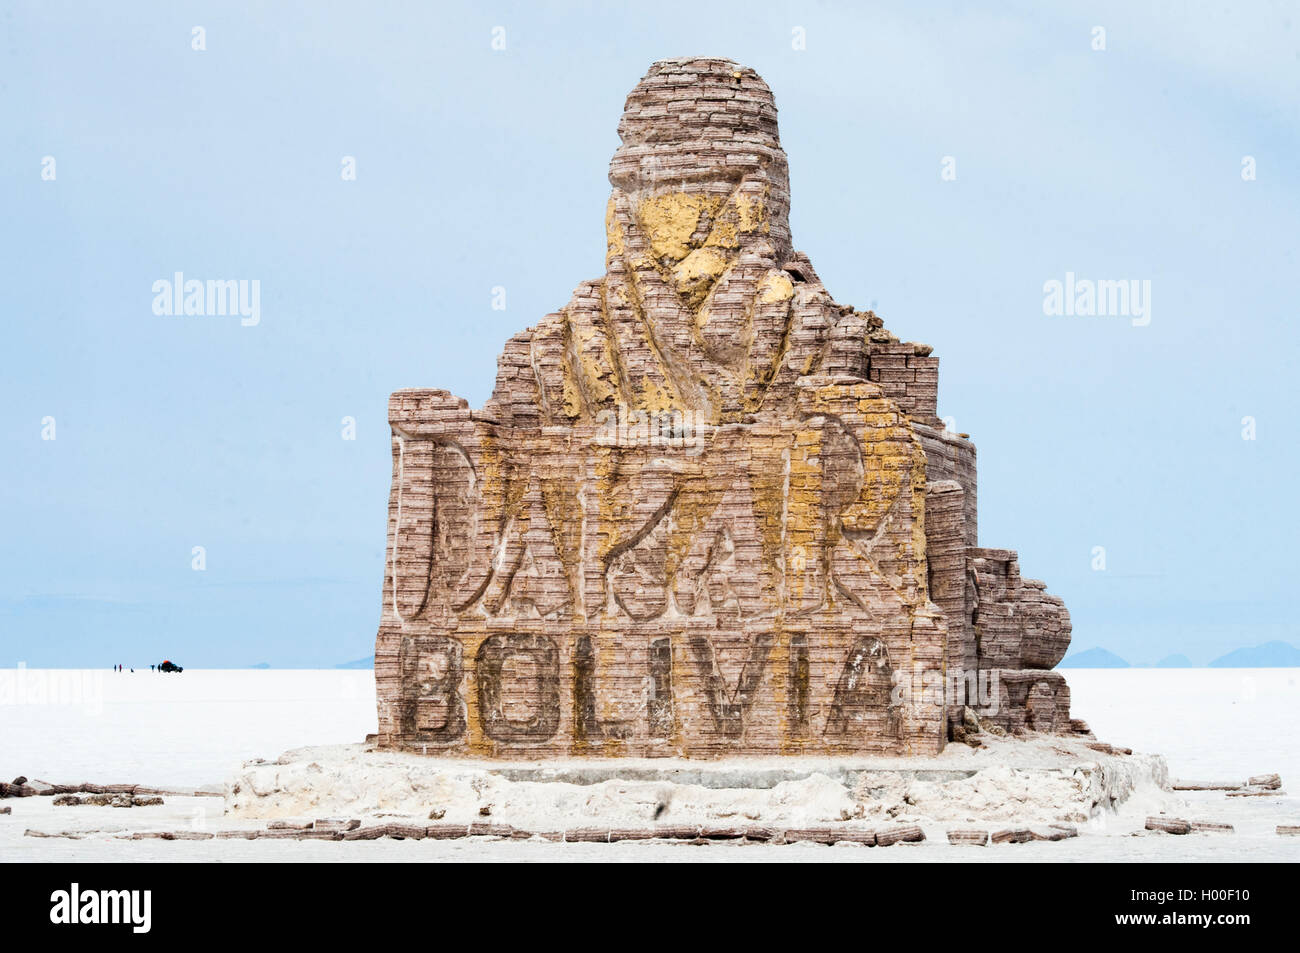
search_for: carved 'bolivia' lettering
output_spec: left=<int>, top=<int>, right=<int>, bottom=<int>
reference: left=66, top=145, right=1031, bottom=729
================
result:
left=476, top=634, right=561, bottom=742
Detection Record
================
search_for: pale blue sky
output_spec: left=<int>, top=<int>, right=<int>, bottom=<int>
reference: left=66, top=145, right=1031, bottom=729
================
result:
left=2, top=1, right=1297, bottom=666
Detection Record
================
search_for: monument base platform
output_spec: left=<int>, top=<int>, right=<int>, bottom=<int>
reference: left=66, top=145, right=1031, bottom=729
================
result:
left=224, top=733, right=1174, bottom=835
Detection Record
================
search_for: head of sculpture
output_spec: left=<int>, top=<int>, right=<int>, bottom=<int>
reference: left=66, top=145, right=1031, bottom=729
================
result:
left=606, top=58, right=793, bottom=299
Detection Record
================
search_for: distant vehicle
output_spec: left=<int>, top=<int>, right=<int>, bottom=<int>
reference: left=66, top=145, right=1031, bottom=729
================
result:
left=158, top=660, right=184, bottom=673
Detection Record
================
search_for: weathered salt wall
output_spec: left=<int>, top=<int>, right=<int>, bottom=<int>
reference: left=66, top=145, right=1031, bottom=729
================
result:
left=373, top=57, right=1073, bottom=758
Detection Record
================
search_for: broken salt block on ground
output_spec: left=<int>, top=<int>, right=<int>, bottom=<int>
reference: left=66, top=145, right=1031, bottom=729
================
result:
left=1086, top=742, right=1132, bottom=756
left=1276, top=826, right=1300, bottom=836
left=53, top=793, right=164, bottom=808
left=947, top=829, right=988, bottom=846
left=991, top=828, right=1034, bottom=844
left=1221, top=772, right=1283, bottom=797
left=875, top=825, right=925, bottom=846
left=1031, top=824, right=1079, bottom=841
left=1188, top=821, right=1233, bottom=833
left=129, top=831, right=214, bottom=841
left=0, top=806, right=10, bottom=815
left=266, top=818, right=359, bottom=833
left=1146, top=816, right=1191, bottom=834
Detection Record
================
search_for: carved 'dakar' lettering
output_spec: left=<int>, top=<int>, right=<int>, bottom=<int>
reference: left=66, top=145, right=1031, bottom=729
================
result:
left=672, top=478, right=769, bottom=621
left=476, top=634, right=561, bottom=743
left=484, top=479, right=573, bottom=619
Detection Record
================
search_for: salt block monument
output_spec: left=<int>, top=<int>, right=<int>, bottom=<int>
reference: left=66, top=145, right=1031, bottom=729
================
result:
left=373, top=57, right=1073, bottom=758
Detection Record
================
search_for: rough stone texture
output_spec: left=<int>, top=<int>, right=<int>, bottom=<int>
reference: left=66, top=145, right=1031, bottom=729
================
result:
left=373, top=57, right=1073, bottom=758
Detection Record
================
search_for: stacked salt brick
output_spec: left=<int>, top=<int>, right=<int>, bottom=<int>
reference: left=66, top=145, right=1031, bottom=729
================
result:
left=866, top=339, right=942, bottom=428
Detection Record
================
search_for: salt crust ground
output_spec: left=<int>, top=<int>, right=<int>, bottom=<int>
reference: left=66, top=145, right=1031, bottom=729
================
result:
left=4, top=669, right=1298, bottom=861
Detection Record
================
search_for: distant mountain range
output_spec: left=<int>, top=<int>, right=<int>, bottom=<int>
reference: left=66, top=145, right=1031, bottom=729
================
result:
left=1059, top=641, right=1300, bottom=668
left=1059, top=647, right=1130, bottom=668
left=335, top=656, right=375, bottom=669
left=1207, top=641, right=1300, bottom=668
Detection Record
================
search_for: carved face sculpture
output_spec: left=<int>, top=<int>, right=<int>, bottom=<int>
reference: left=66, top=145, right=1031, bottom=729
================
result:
left=591, top=60, right=801, bottom=422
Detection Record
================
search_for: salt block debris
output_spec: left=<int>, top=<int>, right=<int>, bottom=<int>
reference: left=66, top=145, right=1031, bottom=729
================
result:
left=1031, top=824, right=1079, bottom=842
left=947, top=829, right=989, bottom=846
left=1172, top=780, right=1242, bottom=791
left=254, top=829, right=343, bottom=841
left=2, top=778, right=219, bottom=799
left=876, top=825, right=925, bottom=846
left=468, top=822, right=515, bottom=838
left=783, top=828, right=840, bottom=845
left=342, top=825, right=389, bottom=841
left=991, top=828, right=1034, bottom=844
left=607, top=828, right=656, bottom=842
left=387, top=823, right=427, bottom=840
left=1227, top=789, right=1286, bottom=797
left=1188, top=821, right=1233, bottom=833
left=564, top=828, right=611, bottom=843
left=424, top=823, right=471, bottom=840
left=1146, top=816, right=1191, bottom=835
left=646, top=825, right=702, bottom=842
left=264, top=818, right=361, bottom=833
left=1248, top=773, right=1281, bottom=790
left=129, top=831, right=214, bottom=841
left=53, top=794, right=164, bottom=808
left=0, top=806, right=11, bottom=815
left=699, top=825, right=747, bottom=840
left=1277, top=826, right=1300, bottom=836
left=1086, top=743, right=1132, bottom=756
left=24, top=829, right=83, bottom=839
left=831, top=829, right=878, bottom=846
